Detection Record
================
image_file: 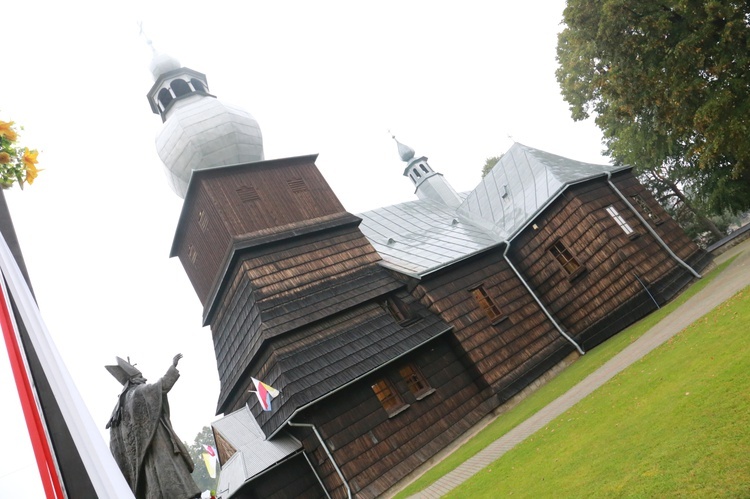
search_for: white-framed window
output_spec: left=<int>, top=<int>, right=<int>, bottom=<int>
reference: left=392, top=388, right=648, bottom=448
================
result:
left=606, top=205, right=634, bottom=235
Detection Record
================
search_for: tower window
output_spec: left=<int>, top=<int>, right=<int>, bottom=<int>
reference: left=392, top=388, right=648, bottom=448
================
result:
left=412, top=168, right=421, bottom=179
left=549, top=241, right=582, bottom=276
left=191, top=78, right=206, bottom=93
left=287, top=178, right=308, bottom=193
left=371, top=378, right=406, bottom=416
left=171, top=79, right=191, bottom=97
left=470, top=286, right=502, bottom=321
left=237, top=184, right=260, bottom=202
left=399, top=364, right=432, bottom=399
left=606, top=205, right=634, bottom=235
left=157, top=88, right=173, bottom=109
left=631, top=194, right=663, bottom=224
left=420, top=164, right=429, bottom=173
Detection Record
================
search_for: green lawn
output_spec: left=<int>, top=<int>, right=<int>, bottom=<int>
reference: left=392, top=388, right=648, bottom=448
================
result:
left=395, top=259, right=736, bottom=498
left=448, top=285, right=750, bottom=497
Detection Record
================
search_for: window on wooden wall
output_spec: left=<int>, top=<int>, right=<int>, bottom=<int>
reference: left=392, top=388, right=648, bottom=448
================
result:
left=606, top=205, right=634, bottom=235
left=399, top=363, right=433, bottom=399
left=630, top=194, right=663, bottom=224
left=549, top=240, right=582, bottom=276
left=470, top=286, right=502, bottom=321
left=371, top=378, right=406, bottom=416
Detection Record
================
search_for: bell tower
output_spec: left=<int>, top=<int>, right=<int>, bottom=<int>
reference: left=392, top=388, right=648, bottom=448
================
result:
left=394, top=136, right=462, bottom=207
left=146, top=46, right=264, bottom=198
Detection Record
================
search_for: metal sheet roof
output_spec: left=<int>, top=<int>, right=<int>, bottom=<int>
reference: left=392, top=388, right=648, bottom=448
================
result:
left=458, top=143, right=625, bottom=239
left=358, top=197, right=501, bottom=276
left=358, top=143, right=627, bottom=277
left=213, top=406, right=301, bottom=498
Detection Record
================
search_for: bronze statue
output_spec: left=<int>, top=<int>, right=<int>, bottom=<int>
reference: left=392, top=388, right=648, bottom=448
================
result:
left=106, top=354, right=201, bottom=499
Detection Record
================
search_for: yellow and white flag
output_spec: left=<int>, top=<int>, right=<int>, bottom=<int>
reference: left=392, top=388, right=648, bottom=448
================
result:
left=202, top=444, right=218, bottom=478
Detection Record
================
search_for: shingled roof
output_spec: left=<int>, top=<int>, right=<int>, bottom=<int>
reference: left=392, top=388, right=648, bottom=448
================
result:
left=214, top=263, right=405, bottom=413
left=248, top=293, right=453, bottom=438
left=359, top=143, right=629, bottom=276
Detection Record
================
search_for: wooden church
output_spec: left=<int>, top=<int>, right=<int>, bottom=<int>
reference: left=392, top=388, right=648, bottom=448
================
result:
left=146, top=52, right=710, bottom=498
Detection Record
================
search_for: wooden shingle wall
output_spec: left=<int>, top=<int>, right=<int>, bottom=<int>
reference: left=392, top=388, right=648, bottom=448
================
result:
left=610, top=172, right=701, bottom=262
left=412, top=250, right=570, bottom=401
left=510, top=173, right=704, bottom=342
left=292, top=339, right=491, bottom=499
left=173, top=155, right=346, bottom=306
left=211, top=225, right=393, bottom=413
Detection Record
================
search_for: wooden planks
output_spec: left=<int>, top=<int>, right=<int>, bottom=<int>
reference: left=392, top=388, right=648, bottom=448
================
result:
left=509, top=174, right=702, bottom=335
left=292, top=339, right=490, bottom=498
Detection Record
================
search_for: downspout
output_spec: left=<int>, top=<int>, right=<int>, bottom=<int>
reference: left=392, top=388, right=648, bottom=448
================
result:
left=502, top=242, right=585, bottom=355
left=606, top=172, right=701, bottom=279
left=302, top=451, right=332, bottom=499
left=288, top=420, right=352, bottom=499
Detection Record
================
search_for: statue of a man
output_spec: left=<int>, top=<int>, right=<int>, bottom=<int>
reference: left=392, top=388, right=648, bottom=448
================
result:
left=105, top=353, right=201, bottom=499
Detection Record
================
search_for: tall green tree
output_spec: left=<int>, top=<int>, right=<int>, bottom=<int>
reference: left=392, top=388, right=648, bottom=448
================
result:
left=186, top=425, right=220, bottom=493
left=556, top=0, right=750, bottom=240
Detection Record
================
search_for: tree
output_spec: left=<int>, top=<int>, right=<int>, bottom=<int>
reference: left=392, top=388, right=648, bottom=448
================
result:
left=186, top=425, right=220, bottom=493
left=482, top=156, right=503, bottom=178
left=556, top=0, right=750, bottom=240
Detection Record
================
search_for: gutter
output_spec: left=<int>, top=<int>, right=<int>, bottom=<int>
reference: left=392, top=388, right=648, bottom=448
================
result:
left=302, top=451, right=332, bottom=499
left=606, top=172, right=701, bottom=279
left=502, top=242, right=585, bottom=355
left=288, top=421, right=351, bottom=499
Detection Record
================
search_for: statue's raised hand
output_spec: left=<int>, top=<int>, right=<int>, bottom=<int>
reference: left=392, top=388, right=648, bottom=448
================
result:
left=173, top=353, right=183, bottom=367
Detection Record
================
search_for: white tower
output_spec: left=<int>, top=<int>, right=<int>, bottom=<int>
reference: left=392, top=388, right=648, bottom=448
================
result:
left=146, top=51, right=264, bottom=198
left=394, top=137, right=462, bottom=208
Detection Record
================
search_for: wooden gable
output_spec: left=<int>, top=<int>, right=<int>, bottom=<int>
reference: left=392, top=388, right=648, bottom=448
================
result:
left=171, top=154, right=347, bottom=307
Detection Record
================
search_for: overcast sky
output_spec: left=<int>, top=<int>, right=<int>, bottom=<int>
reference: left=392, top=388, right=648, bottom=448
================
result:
left=0, top=1, right=608, bottom=495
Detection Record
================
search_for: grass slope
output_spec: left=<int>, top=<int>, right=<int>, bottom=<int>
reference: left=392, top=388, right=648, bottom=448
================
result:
left=448, top=286, right=750, bottom=498
left=395, top=259, right=734, bottom=498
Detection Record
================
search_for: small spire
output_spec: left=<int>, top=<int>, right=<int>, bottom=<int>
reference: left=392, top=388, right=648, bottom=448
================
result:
left=139, top=21, right=181, bottom=81
left=390, top=131, right=415, bottom=162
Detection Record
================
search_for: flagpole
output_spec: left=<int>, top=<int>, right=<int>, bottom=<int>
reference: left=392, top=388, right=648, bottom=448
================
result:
left=0, top=229, right=135, bottom=498
left=0, top=276, right=64, bottom=498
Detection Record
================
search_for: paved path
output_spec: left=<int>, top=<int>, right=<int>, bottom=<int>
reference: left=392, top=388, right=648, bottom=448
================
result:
left=409, top=240, right=750, bottom=498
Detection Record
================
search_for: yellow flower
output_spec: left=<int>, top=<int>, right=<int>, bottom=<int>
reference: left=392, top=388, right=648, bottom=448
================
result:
left=22, top=148, right=39, bottom=185
left=0, top=152, right=10, bottom=164
left=0, top=121, right=18, bottom=142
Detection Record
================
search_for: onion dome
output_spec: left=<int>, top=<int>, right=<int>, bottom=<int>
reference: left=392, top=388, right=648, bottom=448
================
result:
left=146, top=51, right=264, bottom=198
left=392, top=135, right=462, bottom=207
left=393, top=135, right=415, bottom=163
